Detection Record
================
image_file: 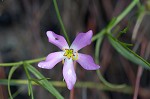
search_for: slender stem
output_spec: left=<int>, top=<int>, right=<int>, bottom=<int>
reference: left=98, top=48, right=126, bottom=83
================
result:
left=109, top=0, right=139, bottom=30
left=26, top=57, right=45, bottom=64
left=95, top=35, right=127, bottom=89
left=53, top=0, right=70, bottom=45
left=0, top=57, right=45, bottom=66
left=96, top=70, right=127, bottom=89
left=92, top=29, right=106, bottom=42
left=92, top=0, right=139, bottom=42
left=0, top=79, right=132, bottom=94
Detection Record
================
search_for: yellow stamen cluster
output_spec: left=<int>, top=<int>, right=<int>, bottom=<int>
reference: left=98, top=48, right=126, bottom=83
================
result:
left=63, top=49, right=78, bottom=60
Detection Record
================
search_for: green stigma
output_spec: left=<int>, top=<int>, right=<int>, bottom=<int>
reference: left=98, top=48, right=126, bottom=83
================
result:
left=63, top=49, right=78, bottom=60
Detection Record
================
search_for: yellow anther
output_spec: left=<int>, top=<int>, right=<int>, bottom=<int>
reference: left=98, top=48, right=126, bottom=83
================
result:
left=63, top=49, right=78, bottom=60
left=63, top=49, right=74, bottom=59
left=72, top=51, right=78, bottom=60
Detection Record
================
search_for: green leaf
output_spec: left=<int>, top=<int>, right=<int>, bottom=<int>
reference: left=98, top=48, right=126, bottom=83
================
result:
left=8, top=66, right=20, bottom=99
left=118, top=41, right=133, bottom=47
left=108, top=35, right=150, bottom=69
left=26, top=63, right=64, bottom=99
left=23, top=62, right=34, bottom=99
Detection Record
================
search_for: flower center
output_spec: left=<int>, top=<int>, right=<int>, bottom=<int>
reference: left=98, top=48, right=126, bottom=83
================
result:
left=63, top=49, right=78, bottom=60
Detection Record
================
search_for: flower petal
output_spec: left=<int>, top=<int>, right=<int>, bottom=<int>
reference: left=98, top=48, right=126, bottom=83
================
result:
left=70, top=30, right=93, bottom=51
left=63, top=59, right=76, bottom=90
left=77, top=53, right=100, bottom=70
left=38, top=52, right=64, bottom=69
left=46, top=31, right=69, bottom=50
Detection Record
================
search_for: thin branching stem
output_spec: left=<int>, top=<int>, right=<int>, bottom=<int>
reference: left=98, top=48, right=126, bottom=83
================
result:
left=92, top=0, right=139, bottom=41
left=0, top=79, right=133, bottom=94
left=53, top=0, right=70, bottom=45
left=0, top=57, right=45, bottom=66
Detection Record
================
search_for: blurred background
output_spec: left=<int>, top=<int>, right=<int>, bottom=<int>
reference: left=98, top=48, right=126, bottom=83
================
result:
left=0, top=0, right=150, bottom=99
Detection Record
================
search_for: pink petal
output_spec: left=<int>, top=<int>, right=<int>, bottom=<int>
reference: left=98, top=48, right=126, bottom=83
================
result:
left=70, top=30, right=93, bottom=51
left=38, top=52, right=64, bottom=69
left=77, top=53, right=100, bottom=70
left=46, top=31, right=69, bottom=50
left=63, top=59, right=76, bottom=90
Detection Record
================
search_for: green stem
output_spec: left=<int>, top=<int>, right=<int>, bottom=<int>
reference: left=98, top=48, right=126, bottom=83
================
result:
left=109, top=0, right=139, bottom=30
left=8, top=66, right=20, bottom=99
left=92, top=0, right=139, bottom=42
left=0, top=57, right=45, bottom=66
left=95, top=35, right=127, bottom=89
left=53, top=0, right=70, bottom=45
left=0, top=79, right=133, bottom=94
left=92, top=29, right=106, bottom=42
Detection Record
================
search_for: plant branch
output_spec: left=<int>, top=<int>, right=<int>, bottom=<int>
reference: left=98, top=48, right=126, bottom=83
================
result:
left=0, top=57, right=45, bottom=67
left=92, top=0, right=139, bottom=41
left=0, top=79, right=132, bottom=94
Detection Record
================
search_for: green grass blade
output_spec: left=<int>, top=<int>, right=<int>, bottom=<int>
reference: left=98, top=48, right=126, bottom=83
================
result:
left=108, top=35, right=150, bottom=69
left=26, top=63, right=64, bottom=99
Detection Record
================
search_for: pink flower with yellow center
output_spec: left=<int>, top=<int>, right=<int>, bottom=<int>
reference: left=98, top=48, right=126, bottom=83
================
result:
left=38, top=30, right=100, bottom=90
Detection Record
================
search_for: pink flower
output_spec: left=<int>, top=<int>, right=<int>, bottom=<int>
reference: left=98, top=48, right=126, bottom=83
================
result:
left=38, top=30, right=100, bottom=90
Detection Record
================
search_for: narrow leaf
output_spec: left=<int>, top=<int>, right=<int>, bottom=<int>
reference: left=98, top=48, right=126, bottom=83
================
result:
left=23, top=62, right=34, bottom=99
left=108, top=35, right=150, bottom=69
left=26, top=63, right=64, bottom=99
